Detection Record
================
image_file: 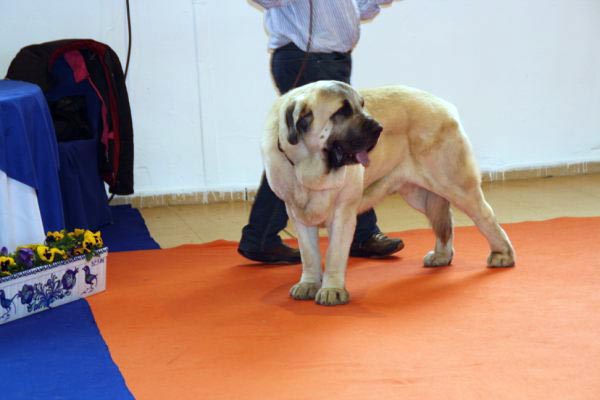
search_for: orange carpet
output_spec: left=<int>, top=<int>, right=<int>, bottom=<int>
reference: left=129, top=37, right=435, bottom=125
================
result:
left=88, top=217, right=600, bottom=399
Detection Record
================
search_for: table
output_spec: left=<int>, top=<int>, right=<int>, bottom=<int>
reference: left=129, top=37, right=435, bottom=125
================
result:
left=0, top=79, right=65, bottom=251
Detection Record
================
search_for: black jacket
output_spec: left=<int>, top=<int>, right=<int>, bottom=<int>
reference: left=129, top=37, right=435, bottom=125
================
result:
left=6, top=39, right=134, bottom=195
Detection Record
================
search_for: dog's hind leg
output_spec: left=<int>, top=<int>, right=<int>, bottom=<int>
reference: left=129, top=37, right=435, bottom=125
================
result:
left=400, top=185, right=454, bottom=267
left=423, top=192, right=454, bottom=267
left=289, top=220, right=322, bottom=300
left=448, top=186, right=515, bottom=267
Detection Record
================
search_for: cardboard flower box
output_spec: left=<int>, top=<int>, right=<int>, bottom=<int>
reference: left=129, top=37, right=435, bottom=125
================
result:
left=0, top=230, right=107, bottom=325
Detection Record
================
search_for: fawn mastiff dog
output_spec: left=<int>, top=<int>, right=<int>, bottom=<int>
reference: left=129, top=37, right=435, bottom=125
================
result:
left=262, top=81, right=515, bottom=306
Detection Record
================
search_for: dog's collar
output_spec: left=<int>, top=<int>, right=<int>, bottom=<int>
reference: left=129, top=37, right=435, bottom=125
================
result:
left=277, top=138, right=295, bottom=166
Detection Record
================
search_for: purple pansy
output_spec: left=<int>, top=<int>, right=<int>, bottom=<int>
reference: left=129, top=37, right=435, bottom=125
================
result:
left=0, top=247, right=7, bottom=256
left=17, top=248, right=35, bottom=269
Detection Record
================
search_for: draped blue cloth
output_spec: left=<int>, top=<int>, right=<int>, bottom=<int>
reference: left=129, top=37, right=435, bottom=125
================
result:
left=46, top=57, right=112, bottom=231
left=0, top=80, right=65, bottom=232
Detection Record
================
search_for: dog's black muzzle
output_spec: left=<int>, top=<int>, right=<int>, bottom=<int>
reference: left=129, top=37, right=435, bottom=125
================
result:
left=327, top=118, right=383, bottom=170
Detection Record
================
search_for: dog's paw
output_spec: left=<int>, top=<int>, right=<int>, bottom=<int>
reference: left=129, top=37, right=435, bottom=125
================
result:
left=423, top=251, right=452, bottom=267
left=290, top=281, right=321, bottom=300
left=315, top=287, right=349, bottom=306
left=487, top=251, right=515, bottom=268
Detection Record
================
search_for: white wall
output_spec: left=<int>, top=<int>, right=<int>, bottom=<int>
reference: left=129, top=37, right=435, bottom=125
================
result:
left=1, top=0, right=599, bottom=196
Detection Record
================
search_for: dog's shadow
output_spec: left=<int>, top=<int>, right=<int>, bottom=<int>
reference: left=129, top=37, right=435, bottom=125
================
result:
left=260, top=264, right=512, bottom=318
left=363, top=266, right=512, bottom=311
left=260, top=282, right=383, bottom=318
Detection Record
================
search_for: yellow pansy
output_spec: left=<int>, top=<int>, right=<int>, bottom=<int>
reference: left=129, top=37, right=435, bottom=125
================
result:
left=93, top=231, right=103, bottom=247
left=17, top=244, right=39, bottom=251
left=68, top=228, right=86, bottom=238
left=37, top=246, right=67, bottom=263
left=0, top=256, right=16, bottom=270
left=37, top=246, right=51, bottom=262
left=83, top=231, right=97, bottom=251
left=53, top=248, right=67, bottom=260
left=46, top=231, right=65, bottom=242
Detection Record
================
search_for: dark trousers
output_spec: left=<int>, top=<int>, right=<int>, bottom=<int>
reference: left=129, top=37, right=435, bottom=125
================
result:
left=239, top=43, right=380, bottom=252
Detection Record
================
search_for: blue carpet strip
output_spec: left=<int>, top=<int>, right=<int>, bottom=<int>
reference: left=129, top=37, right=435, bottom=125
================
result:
left=101, top=205, right=160, bottom=252
left=0, top=205, right=160, bottom=399
left=0, top=300, right=134, bottom=399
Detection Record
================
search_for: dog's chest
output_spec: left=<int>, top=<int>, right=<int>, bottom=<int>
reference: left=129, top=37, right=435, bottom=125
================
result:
left=288, top=185, right=337, bottom=226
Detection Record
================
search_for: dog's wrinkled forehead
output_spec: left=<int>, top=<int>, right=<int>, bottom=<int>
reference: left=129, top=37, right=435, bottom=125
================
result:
left=281, top=81, right=366, bottom=146
left=315, top=81, right=365, bottom=114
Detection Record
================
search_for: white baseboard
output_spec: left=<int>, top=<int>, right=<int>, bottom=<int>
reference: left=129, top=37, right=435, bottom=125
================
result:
left=110, top=162, right=600, bottom=208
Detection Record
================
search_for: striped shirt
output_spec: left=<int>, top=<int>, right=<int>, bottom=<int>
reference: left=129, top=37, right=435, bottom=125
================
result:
left=252, top=0, right=393, bottom=53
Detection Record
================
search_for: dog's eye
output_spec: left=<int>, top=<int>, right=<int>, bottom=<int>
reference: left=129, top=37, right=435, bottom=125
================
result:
left=331, top=100, right=353, bottom=119
left=297, top=111, right=313, bottom=133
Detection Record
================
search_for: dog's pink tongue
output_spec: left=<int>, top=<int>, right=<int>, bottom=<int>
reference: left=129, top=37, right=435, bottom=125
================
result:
left=356, top=151, right=370, bottom=167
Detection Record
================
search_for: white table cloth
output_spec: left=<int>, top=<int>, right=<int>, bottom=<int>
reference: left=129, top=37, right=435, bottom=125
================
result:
left=0, top=170, right=45, bottom=251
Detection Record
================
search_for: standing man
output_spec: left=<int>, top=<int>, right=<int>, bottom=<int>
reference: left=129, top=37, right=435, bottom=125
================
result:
left=239, top=0, right=403, bottom=264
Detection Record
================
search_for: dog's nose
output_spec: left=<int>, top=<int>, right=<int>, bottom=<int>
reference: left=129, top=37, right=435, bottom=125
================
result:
left=372, top=123, right=383, bottom=138
left=363, top=119, right=382, bottom=138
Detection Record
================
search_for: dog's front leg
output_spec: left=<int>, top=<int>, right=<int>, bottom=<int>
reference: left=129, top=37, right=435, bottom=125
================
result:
left=289, top=219, right=322, bottom=300
left=316, top=207, right=357, bottom=306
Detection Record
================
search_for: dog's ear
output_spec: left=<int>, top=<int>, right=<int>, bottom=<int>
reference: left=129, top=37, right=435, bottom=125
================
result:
left=285, top=102, right=313, bottom=145
left=285, top=103, right=298, bottom=145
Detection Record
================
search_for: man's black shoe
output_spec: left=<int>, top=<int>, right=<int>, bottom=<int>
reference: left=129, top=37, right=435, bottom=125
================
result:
left=237, top=243, right=301, bottom=264
left=350, top=233, right=404, bottom=258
